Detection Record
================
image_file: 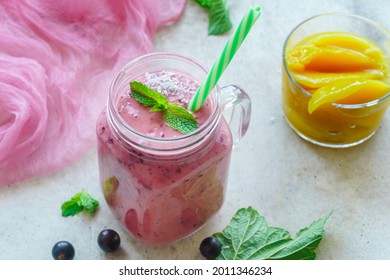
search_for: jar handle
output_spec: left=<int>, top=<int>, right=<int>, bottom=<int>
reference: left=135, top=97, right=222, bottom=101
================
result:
left=219, top=85, right=251, bottom=145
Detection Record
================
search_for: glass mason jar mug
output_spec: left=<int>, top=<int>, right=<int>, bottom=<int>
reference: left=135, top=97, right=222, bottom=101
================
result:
left=96, top=53, right=251, bottom=245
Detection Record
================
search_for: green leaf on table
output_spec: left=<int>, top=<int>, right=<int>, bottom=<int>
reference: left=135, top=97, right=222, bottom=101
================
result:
left=61, top=200, right=84, bottom=217
left=208, top=0, right=232, bottom=35
left=214, top=207, right=332, bottom=260
left=163, top=103, right=199, bottom=134
left=193, top=0, right=232, bottom=35
left=194, top=0, right=211, bottom=8
left=61, top=191, right=99, bottom=217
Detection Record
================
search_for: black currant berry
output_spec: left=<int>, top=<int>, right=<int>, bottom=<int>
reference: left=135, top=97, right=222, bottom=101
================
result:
left=52, top=241, right=75, bottom=260
left=199, top=236, right=222, bottom=259
left=97, top=229, right=121, bottom=252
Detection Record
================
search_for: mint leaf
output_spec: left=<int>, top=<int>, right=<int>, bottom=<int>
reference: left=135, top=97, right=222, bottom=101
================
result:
left=79, top=192, right=99, bottom=213
left=129, top=81, right=199, bottom=135
left=193, top=0, right=232, bottom=35
left=61, top=200, right=84, bottom=217
left=213, top=207, right=331, bottom=260
left=130, top=81, right=168, bottom=111
left=163, top=103, right=199, bottom=134
left=208, top=0, right=232, bottom=35
left=61, top=191, right=99, bottom=217
left=194, top=0, right=211, bottom=8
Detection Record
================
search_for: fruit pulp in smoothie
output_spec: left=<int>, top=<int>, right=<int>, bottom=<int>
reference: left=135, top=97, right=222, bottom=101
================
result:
left=96, top=71, right=233, bottom=245
left=282, top=31, right=390, bottom=145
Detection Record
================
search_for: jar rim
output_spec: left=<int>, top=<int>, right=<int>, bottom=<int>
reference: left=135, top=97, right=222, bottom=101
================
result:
left=107, top=52, right=221, bottom=154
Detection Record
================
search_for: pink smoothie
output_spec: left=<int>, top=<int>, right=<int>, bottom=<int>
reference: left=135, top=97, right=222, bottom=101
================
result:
left=97, top=71, right=233, bottom=245
left=118, top=71, right=212, bottom=139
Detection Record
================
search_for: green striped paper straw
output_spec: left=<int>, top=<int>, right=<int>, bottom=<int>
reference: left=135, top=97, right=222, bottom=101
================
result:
left=188, top=5, right=262, bottom=111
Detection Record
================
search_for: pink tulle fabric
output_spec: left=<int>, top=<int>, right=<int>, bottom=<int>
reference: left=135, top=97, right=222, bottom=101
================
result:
left=0, top=0, right=186, bottom=187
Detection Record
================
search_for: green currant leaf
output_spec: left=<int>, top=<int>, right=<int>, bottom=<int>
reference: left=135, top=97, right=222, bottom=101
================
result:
left=213, top=207, right=332, bottom=260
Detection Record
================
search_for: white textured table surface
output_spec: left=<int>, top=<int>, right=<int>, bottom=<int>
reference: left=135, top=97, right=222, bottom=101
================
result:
left=1, top=0, right=390, bottom=260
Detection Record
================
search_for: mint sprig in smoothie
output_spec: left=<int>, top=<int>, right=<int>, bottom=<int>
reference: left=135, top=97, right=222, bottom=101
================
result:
left=129, top=80, right=199, bottom=135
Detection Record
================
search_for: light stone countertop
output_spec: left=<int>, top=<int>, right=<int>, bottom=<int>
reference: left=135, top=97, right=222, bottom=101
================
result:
left=1, top=0, right=390, bottom=260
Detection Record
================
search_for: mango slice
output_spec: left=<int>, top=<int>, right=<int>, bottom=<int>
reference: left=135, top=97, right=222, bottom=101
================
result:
left=295, top=31, right=383, bottom=59
left=308, top=79, right=390, bottom=114
left=293, top=70, right=384, bottom=89
left=287, top=45, right=379, bottom=72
